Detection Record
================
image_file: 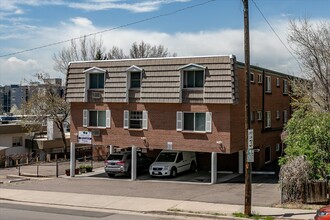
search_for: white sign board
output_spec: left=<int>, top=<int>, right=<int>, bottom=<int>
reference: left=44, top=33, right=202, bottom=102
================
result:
left=247, top=148, right=254, bottom=162
left=248, top=129, right=254, bottom=149
left=78, top=131, right=92, bottom=144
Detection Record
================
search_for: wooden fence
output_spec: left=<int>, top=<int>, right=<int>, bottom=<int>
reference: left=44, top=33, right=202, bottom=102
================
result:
left=305, top=180, right=329, bottom=204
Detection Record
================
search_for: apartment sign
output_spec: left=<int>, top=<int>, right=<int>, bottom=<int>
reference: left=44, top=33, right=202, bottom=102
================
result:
left=78, top=131, right=92, bottom=144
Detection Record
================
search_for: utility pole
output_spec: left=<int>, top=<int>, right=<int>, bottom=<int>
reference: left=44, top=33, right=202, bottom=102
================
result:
left=243, top=0, right=252, bottom=216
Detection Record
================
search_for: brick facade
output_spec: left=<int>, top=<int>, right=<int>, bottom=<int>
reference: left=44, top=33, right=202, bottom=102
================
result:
left=67, top=55, right=292, bottom=171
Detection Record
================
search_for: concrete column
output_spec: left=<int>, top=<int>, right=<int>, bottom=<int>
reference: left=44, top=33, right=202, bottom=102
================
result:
left=211, top=152, right=217, bottom=184
left=109, top=145, right=114, bottom=154
left=70, top=142, right=75, bottom=177
left=131, top=146, right=137, bottom=181
left=239, top=150, right=244, bottom=174
left=46, top=153, right=51, bottom=162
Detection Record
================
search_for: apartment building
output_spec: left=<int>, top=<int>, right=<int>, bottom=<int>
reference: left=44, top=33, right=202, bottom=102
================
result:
left=0, top=79, right=64, bottom=114
left=66, top=55, right=291, bottom=171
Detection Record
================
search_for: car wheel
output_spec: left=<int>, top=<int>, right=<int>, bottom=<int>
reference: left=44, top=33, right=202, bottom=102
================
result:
left=190, top=161, right=197, bottom=172
left=170, top=167, right=177, bottom=177
left=107, top=173, right=115, bottom=178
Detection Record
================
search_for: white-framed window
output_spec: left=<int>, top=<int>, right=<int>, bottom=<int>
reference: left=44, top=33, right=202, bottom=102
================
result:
left=276, top=110, right=280, bottom=120
left=276, top=78, right=280, bottom=87
left=123, top=110, right=148, bottom=130
left=265, top=76, right=272, bottom=93
left=265, top=146, right=271, bottom=164
left=83, top=109, right=111, bottom=128
left=283, top=110, right=288, bottom=124
left=89, top=73, right=105, bottom=89
left=250, top=72, right=255, bottom=83
left=130, top=72, right=141, bottom=89
left=265, top=111, right=271, bottom=128
left=83, top=67, right=106, bottom=100
left=257, top=111, right=262, bottom=121
left=127, top=65, right=143, bottom=89
left=183, top=70, right=204, bottom=88
left=276, top=143, right=281, bottom=152
left=258, top=74, right=262, bottom=83
left=12, top=136, right=23, bottom=147
left=176, top=111, right=212, bottom=132
left=283, top=79, right=288, bottom=94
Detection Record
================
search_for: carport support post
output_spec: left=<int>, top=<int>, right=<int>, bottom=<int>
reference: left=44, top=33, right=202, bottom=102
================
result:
left=70, top=142, right=75, bottom=177
left=109, top=145, right=114, bottom=155
left=131, top=146, right=137, bottom=181
left=211, top=152, right=217, bottom=184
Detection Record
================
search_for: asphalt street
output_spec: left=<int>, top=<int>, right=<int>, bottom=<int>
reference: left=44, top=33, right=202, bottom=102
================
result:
left=0, top=202, right=195, bottom=220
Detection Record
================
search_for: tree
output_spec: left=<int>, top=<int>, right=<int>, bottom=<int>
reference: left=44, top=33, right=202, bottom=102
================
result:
left=95, top=48, right=107, bottom=60
left=288, top=19, right=330, bottom=112
left=279, top=156, right=311, bottom=202
left=54, top=38, right=177, bottom=73
left=53, top=36, right=105, bottom=74
left=21, top=73, right=70, bottom=156
left=107, top=46, right=129, bottom=59
left=279, top=108, right=330, bottom=179
left=129, top=41, right=176, bottom=58
left=279, top=19, right=330, bottom=199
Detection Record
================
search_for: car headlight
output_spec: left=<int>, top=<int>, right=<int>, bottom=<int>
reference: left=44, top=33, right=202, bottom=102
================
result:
left=163, top=166, right=170, bottom=170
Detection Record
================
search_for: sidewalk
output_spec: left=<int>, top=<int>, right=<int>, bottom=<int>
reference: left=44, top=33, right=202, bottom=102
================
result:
left=0, top=188, right=316, bottom=220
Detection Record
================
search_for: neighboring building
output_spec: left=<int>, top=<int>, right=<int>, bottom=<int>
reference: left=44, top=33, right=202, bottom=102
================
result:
left=0, top=116, right=70, bottom=167
left=66, top=55, right=292, bottom=172
left=0, top=79, right=64, bottom=114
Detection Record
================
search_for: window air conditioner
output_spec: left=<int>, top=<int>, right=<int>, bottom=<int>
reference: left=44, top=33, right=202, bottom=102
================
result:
left=92, top=91, right=101, bottom=99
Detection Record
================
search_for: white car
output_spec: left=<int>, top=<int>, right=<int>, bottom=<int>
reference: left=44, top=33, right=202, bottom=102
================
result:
left=149, top=150, right=197, bottom=177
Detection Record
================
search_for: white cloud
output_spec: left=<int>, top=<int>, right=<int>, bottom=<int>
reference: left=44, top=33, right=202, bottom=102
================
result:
left=0, top=57, right=41, bottom=85
left=68, top=0, right=191, bottom=13
left=4, top=17, right=326, bottom=85
left=70, top=17, right=93, bottom=27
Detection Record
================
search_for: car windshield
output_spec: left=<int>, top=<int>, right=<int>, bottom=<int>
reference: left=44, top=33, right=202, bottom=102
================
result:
left=156, top=152, right=177, bottom=162
left=107, top=154, right=124, bottom=161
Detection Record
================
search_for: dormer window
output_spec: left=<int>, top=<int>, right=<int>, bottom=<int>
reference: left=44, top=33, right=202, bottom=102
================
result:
left=183, top=70, right=204, bottom=88
left=83, top=67, right=106, bottom=89
left=179, top=63, right=206, bottom=89
left=127, top=65, right=143, bottom=89
left=90, top=73, right=104, bottom=89
left=130, top=72, right=141, bottom=88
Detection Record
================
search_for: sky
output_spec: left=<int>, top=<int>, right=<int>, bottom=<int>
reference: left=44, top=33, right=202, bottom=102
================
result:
left=0, top=0, right=329, bottom=85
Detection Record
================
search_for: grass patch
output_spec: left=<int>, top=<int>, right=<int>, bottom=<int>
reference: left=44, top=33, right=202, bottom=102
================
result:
left=233, top=212, right=274, bottom=220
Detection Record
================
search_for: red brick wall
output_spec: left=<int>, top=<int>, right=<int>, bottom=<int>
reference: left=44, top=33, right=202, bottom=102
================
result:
left=249, top=70, right=291, bottom=168
left=71, top=103, right=233, bottom=154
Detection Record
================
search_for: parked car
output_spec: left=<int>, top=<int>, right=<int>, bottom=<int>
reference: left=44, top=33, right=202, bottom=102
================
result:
left=315, top=205, right=330, bottom=220
left=104, top=151, right=152, bottom=177
left=149, top=150, right=197, bottom=177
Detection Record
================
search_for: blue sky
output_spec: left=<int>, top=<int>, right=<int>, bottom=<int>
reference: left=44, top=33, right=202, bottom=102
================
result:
left=0, top=0, right=330, bottom=85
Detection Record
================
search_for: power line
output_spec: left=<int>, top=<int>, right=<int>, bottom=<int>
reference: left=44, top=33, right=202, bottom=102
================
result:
left=251, top=0, right=301, bottom=67
left=0, top=0, right=217, bottom=58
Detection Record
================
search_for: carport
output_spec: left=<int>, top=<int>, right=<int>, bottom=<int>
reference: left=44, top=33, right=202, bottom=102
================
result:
left=69, top=141, right=244, bottom=184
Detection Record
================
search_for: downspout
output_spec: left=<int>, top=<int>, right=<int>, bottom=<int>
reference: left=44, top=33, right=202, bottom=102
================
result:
left=262, top=70, right=265, bottom=132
